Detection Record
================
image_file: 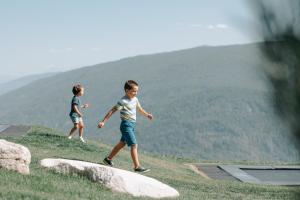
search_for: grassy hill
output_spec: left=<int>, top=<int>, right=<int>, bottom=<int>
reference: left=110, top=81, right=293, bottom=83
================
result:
left=0, top=126, right=299, bottom=200
left=0, top=43, right=299, bottom=162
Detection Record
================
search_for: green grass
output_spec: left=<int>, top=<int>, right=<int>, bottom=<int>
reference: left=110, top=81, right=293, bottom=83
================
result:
left=0, top=126, right=299, bottom=200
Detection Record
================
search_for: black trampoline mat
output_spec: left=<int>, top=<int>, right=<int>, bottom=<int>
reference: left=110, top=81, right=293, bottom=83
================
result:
left=242, top=169, right=300, bottom=183
left=218, top=165, right=300, bottom=185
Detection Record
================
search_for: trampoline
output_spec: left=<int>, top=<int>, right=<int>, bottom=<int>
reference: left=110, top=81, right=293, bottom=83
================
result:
left=218, top=165, right=300, bottom=185
left=0, top=125, right=30, bottom=137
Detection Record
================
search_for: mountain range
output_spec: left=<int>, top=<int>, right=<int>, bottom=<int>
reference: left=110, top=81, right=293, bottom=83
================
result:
left=0, top=72, right=59, bottom=96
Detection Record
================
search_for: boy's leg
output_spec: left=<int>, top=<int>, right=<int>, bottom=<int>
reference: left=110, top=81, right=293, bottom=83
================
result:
left=78, top=120, right=86, bottom=142
left=130, top=144, right=140, bottom=169
left=131, top=145, right=150, bottom=172
left=78, top=120, right=84, bottom=137
left=68, top=123, right=78, bottom=138
left=107, top=141, right=126, bottom=160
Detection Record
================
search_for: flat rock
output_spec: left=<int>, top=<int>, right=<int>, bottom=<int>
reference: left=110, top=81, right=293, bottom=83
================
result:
left=40, top=158, right=179, bottom=198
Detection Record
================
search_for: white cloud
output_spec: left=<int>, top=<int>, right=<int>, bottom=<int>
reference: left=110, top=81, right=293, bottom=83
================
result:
left=91, top=47, right=101, bottom=51
left=207, top=25, right=215, bottom=29
left=189, top=23, right=229, bottom=30
left=206, top=24, right=229, bottom=30
left=190, top=24, right=203, bottom=28
left=216, top=24, right=228, bottom=29
left=48, top=48, right=73, bottom=53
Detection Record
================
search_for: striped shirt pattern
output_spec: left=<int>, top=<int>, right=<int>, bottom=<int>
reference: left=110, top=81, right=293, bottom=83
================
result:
left=114, top=96, right=141, bottom=122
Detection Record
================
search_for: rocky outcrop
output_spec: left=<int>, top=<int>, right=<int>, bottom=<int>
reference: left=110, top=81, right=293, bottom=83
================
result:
left=40, top=158, right=179, bottom=198
left=0, top=139, right=31, bottom=174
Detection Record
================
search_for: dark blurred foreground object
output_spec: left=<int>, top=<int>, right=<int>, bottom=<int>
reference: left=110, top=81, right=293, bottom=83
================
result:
left=251, top=0, right=300, bottom=147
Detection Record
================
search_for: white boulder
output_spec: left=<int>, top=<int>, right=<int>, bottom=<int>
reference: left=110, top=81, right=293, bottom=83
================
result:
left=40, top=158, right=179, bottom=198
left=0, top=139, right=31, bottom=174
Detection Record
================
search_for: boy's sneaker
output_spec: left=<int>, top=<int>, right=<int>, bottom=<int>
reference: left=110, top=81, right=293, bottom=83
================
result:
left=80, top=137, right=86, bottom=143
left=134, top=166, right=150, bottom=173
left=103, top=157, right=114, bottom=167
left=68, top=135, right=72, bottom=139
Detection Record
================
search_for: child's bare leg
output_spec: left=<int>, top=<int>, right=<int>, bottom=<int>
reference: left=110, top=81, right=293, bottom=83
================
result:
left=108, top=141, right=125, bottom=159
left=130, top=144, right=140, bottom=169
left=68, top=124, right=78, bottom=136
left=78, top=121, right=84, bottom=137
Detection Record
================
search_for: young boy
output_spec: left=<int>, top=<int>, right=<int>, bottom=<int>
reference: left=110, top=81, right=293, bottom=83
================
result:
left=98, top=80, right=153, bottom=173
left=68, top=84, right=89, bottom=143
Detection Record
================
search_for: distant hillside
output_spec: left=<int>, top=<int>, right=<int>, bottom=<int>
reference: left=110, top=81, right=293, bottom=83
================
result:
left=0, top=74, right=19, bottom=84
left=0, top=43, right=298, bottom=162
left=0, top=72, right=59, bottom=96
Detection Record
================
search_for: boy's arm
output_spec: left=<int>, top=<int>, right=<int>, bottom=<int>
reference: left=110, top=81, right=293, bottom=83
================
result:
left=73, top=105, right=82, bottom=117
left=98, top=107, right=118, bottom=128
left=137, top=105, right=153, bottom=120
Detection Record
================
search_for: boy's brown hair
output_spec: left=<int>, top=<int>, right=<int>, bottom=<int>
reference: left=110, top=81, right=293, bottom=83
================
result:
left=72, top=84, right=83, bottom=95
left=124, top=80, right=138, bottom=91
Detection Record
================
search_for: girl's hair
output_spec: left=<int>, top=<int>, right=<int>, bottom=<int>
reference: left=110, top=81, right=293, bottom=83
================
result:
left=72, top=84, right=83, bottom=95
left=124, top=80, right=138, bottom=91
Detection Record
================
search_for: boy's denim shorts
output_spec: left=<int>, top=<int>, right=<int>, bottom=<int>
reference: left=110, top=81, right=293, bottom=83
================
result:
left=120, top=120, right=137, bottom=146
left=70, top=116, right=83, bottom=124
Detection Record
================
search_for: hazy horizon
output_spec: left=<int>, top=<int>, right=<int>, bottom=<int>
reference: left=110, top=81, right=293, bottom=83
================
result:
left=1, top=42, right=261, bottom=83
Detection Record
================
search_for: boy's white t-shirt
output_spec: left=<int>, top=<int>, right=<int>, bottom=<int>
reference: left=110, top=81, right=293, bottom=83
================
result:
left=114, top=96, right=141, bottom=122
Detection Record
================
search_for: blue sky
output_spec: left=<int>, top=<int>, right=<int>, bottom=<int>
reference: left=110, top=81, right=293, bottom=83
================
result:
left=0, top=0, right=259, bottom=78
